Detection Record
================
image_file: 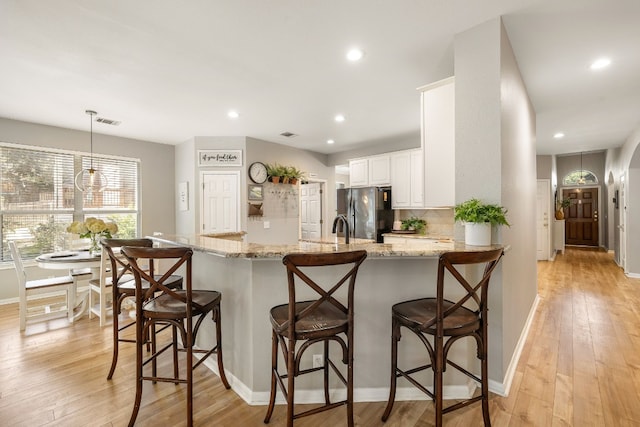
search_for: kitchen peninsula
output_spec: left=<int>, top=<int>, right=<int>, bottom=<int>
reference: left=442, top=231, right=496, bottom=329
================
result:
left=151, top=234, right=506, bottom=405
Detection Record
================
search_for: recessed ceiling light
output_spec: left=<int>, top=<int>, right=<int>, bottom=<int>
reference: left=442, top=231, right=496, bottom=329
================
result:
left=327, top=139, right=335, bottom=144
left=553, top=132, right=565, bottom=139
left=590, top=57, right=611, bottom=70
left=334, top=114, right=345, bottom=122
left=346, top=48, right=364, bottom=62
left=227, top=110, right=239, bottom=119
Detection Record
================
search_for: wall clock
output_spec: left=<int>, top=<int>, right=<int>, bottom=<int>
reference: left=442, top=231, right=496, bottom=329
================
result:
left=248, top=162, right=268, bottom=184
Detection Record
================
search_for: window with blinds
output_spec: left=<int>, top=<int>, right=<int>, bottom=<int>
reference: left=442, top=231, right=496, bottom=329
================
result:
left=1, top=144, right=140, bottom=261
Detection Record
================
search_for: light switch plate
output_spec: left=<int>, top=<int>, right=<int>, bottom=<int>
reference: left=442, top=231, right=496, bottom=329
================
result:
left=264, top=221, right=270, bottom=229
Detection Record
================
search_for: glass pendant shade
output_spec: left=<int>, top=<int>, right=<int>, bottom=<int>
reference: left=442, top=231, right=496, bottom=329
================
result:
left=75, top=110, right=108, bottom=192
left=75, top=167, right=108, bottom=192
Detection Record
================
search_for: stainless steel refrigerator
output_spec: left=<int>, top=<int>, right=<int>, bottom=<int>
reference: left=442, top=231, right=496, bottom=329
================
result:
left=336, top=186, right=393, bottom=243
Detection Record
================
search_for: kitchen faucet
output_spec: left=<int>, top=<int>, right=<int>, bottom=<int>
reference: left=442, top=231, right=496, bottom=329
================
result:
left=332, top=214, right=350, bottom=244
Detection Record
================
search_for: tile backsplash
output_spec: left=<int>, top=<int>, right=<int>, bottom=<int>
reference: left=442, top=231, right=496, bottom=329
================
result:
left=395, top=208, right=454, bottom=237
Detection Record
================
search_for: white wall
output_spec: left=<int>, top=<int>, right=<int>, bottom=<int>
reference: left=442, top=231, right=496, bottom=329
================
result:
left=174, top=136, right=334, bottom=243
left=454, top=18, right=538, bottom=384
left=245, top=138, right=333, bottom=243
left=327, top=131, right=420, bottom=167
left=174, top=136, right=247, bottom=236
left=175, top=137, right=196, bottom=235
left=0, top=117, right=176, bottom=301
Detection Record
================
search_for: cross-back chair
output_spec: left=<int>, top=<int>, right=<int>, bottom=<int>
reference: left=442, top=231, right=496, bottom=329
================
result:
left=101, top=238, right=183, bottom=380
left=121, top=245, right=230, bottom=427
left=264, top=250, right=368, bottom=427
left=381, top=248, right=504, bottom=426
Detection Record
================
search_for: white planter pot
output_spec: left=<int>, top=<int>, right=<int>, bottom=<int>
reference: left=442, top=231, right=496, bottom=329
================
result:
left=464, top=222, right=492, bottom=246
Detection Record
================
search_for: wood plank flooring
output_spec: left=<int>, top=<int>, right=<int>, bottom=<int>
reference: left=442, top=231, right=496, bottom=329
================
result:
left=1, top=247, right=640, bottom=426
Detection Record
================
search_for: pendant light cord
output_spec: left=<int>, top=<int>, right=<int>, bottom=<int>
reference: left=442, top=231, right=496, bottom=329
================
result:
left=90, top=113, right=94, bottom=170
left=86, top=109, right=97, bottom=171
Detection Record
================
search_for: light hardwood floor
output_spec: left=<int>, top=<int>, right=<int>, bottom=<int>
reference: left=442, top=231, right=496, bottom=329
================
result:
left=2, top=248, right=640, bottom=426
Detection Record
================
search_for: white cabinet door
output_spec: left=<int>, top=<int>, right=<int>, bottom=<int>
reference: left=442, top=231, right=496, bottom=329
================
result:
left=391, top=151, right=411, bottom=208
left=410, top=149, right=424, bottom=207
left=422, top=77, right=455, bottom=207
left=391, top=149, right=423, bottom=209
left=554, top=220, right=565, bottom=254
left=368, top=154, right=391, bottom=186
left=349, top=159, right=368, bottom=187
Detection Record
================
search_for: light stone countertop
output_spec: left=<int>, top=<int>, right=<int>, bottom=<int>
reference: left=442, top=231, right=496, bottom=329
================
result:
left=382, top=232, right=453, bottom=241
left=149, top=233, right=503, bottom=259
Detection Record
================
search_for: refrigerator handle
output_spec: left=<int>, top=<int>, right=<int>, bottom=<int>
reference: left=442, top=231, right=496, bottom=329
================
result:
left=350, top=198, right=356, bottom=238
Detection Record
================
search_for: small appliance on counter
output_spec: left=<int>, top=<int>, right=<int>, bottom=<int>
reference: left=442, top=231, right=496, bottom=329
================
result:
left=336, top=186, right=393, bottom=243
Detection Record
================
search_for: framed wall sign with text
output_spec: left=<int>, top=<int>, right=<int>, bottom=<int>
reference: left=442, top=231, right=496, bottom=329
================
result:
left=198, top=150, right=243, bottom=167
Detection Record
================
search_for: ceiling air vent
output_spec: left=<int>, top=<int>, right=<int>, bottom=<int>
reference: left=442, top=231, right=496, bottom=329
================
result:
left=96, top=117, right=121, bottom=126
left=280, top=132, right=297, bottom=138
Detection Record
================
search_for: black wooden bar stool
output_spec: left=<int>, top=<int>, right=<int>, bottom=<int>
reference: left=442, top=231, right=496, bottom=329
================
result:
left=264, top=250, right=368, bottom=427
left=381, top=248, right=504, bottom=426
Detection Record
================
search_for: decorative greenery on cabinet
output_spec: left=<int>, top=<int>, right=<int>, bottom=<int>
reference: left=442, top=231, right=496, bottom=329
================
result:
left=266, top=163, right=305, bottom=184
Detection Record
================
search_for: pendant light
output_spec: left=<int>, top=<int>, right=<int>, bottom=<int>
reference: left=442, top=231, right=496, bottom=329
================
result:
left=75, top=110, right=108, bottom=192
left=578, top=152, right=586, bottom=185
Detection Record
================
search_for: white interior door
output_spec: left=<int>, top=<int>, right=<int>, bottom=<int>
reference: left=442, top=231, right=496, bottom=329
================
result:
left=201, top=172, right=240, bottom=234
left=536, top=180, right=550, bottom=260
left=300, top=182, right=322, bottom=240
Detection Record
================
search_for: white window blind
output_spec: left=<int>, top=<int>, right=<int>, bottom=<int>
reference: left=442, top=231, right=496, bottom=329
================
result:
left=1, top=144, right=140, bottom=261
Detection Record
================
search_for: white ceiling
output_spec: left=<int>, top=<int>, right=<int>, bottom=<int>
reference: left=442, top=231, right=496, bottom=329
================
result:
left=1, top=1, right=639, bottom=156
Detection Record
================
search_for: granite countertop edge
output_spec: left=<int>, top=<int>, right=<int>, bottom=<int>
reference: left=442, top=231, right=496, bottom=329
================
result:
left=148, top=234, right=505, bottom=260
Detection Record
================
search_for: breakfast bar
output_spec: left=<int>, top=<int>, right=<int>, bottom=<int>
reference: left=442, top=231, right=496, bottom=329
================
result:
left=150, top=234, right=505, bottom=406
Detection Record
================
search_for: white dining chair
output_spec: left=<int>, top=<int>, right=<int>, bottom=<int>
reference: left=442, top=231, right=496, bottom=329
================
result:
left=8, top=241, right=76, bottom=331
left=89, top=249, right=133, bottom=326
left=88, top=250, right=112, bottom=326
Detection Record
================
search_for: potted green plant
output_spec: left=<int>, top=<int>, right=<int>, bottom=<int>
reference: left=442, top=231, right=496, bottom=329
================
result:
left=454, top=198, right=509, bottom=246
left=266, top=163, right=285, bottom=183
left=555, top=198, right=571, bottom=220
left=401, top=217, right=427, bottom=234
left=286, top=166, right=305, bottom=185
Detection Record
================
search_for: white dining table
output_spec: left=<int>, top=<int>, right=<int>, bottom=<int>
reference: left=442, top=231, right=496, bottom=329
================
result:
left=35, top=250, right=101, bottom=321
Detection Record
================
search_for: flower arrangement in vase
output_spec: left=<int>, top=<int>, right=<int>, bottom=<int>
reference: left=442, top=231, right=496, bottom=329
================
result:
left=67, top=217, right=118, bottom=254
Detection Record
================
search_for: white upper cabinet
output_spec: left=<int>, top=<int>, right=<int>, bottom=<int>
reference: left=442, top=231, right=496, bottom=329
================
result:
left=349, top=155, right=390, bottom=187
left=390, top=151, right=411, bottom=208
left=420, top=76, right=455, bottom=207
left=368, top=154, right=391, bottom=186
left=349, top=158, right=368, bottom=187
left=410, top=149, right=424, bottom=206
left=390, top=149, right=423, bottom=208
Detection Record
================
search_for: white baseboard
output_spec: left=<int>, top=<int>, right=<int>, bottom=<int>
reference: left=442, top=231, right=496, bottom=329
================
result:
left=200, top=352, right=481, bottom=406
left=198, top=295, right=541, bottom=406
left=626, top=272, right=640, bottom=279
left=0, top=290, right=68, bottom=306
left=490, top=294, right=540, bottom=396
